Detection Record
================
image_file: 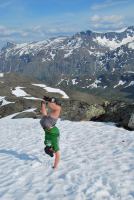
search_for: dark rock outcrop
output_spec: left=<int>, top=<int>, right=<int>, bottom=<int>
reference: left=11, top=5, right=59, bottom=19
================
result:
left=93, top=101, right=134, bottom=130
left=128, top=113, right=134, bottom=130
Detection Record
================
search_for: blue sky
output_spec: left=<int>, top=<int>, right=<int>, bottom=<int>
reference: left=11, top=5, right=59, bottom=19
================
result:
left=0, top=0, right=134, bottom=45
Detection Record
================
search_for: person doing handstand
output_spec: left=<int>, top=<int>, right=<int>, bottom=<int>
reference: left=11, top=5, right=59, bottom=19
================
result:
left=40, top=96, right=61, bottom=169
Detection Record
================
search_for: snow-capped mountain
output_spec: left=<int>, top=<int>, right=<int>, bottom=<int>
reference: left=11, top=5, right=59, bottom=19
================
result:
left=0, top=26, right=134, bottom=100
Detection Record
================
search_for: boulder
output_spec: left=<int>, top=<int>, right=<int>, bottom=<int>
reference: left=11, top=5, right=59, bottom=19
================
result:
left=128, top=113, right=134, bottom=130
left=61, top=100, right=89, bottom=121
left=94, top=101, right=134, bottom=130
left=0, top=100, right=2, bottom=106
left=61, top=100, right=105, bottom=121
left=86, top=105, right=105, bottom=120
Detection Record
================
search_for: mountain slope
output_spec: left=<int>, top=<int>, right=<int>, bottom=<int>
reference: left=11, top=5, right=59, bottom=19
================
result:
left=0, top=73, right=105, bottom=119
left=0, top=27, right=134, bottom=100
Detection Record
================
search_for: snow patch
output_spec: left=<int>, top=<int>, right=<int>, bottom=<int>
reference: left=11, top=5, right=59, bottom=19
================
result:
left=32, top=84, right=69, bottom=99
left=112, top=68, right=116, bottom=72
left=64, top=37, right=83, bottom=58
left=72, top=79, right=78, bottom=85
left=42, top=58, right=51, bottom=62
left=94, top=35, right=134, bottom=50
left=0, top=96, right=15, bottom=106
left=125, top=71, right=134, bottom=74
left=50, top=51, right=55, bottom=60
left=23, top=97, right=43, bottom=100
left=88, top=79, right=101, bottom=88
left=114, top=80, right=126, bottom=88
left=57, top=79, right=65, bottom=85
left=64, top=49, right=73, bottom=58
left=118, top=49, right=124, bottom=56
left=125, top=81, right=134, bottom=88
left=66, top=79, right=69, bottom=85
left=104, top=86, right=107, bottom=88
left=11, top=87, right=30, bottom=97
left=128, top=42, right=134, bottom=49
left=93, top=36, right=118, bottom=50
left=0, top=73, right=4, bottom=77
left=88, top=50, right=94, bottom=55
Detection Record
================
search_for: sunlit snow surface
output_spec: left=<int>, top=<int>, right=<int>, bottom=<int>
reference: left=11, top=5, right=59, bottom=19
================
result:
left=32, top=83, right=69, bottom=99
left=128, top=42, right=134, bottom=49
left=87, top=79, right=101, bottom=88
left=0, top=96, right=14, bottom=106
left=11, top=87, right=30, bottom=97
left=114, top=80, right=126, bottom=88
left=93, top=35, right=134, bottom=50
left=125, top=81, right=134, bottom=88
left=23, top=97, right=43, bottom=101
left=0, top=119, right=134, bottom=200
left=0, top=73, right=4, bottom=77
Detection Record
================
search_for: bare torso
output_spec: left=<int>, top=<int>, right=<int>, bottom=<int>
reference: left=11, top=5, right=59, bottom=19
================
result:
left=48, top=102, right=61, bottom=119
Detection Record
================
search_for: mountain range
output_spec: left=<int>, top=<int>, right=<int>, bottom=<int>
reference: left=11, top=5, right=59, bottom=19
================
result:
left=0, top=26, right=134, bottom=101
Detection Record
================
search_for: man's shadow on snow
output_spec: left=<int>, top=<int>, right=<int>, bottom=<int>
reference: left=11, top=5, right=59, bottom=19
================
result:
left=0, top=149, right=41, bottom=162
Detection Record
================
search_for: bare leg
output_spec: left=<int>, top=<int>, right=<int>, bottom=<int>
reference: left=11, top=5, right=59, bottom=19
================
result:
left=53, top=151, right=60, bottom=169
left=41, top=101, right=47, bottom=116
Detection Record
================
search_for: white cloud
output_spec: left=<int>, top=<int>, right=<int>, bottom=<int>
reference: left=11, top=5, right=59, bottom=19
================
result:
left=0, top=23, right=77, bottom=45
left=0, top=25, right=14, bottom=37
left=89, top=14, right=125, bottom=31
left=29, top=23, right=78, bottom=36
left=90, top=15, right=124, bottom=23
left=0, top=25, right=29, bottom=37
left=91, top=0, right=129, bottom=10
left=92, top=22, right=124, bottom=30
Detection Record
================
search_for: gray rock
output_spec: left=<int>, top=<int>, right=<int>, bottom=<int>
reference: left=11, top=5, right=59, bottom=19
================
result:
left=128, top=113, right=134, bottom=130
left=93, top=101, right=134, bottom=130
left=86, top=105, right=105, bottom=120
left=61, top=100, right=105, bottom=121
left=0, top=100, right=2, bottom=106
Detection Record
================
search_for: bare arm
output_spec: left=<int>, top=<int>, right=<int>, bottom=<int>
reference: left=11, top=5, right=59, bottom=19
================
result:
left=40, top=101, right=47, bottom=116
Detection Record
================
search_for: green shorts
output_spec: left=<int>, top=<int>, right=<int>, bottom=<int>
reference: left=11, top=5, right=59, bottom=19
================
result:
left=44, top=126, right=60, bottom=152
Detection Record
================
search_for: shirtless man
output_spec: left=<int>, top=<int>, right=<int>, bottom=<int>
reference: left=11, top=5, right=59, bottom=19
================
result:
left=40, top=96, right=61, bottom=169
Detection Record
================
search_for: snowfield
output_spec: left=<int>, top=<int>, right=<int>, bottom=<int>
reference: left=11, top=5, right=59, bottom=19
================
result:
left=0, top=119, right=134, bottom=200
left=93, top=35, right=134, bottom=50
